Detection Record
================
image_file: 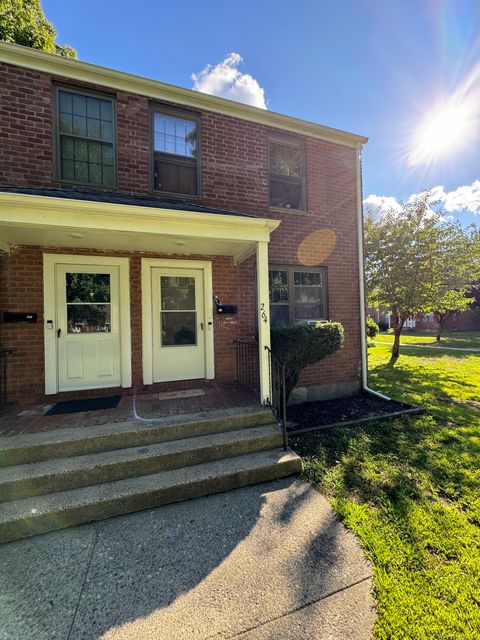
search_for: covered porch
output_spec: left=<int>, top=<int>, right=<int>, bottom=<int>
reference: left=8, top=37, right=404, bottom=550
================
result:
left=0, top=189, right=279, bottom=407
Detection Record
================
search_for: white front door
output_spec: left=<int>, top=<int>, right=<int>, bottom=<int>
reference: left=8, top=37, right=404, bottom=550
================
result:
left=56, top=264, right=121, bottom=391
left=151, top=267, right=206, bottom=382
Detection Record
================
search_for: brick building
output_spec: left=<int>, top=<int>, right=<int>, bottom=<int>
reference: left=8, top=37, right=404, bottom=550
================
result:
left=0, top=41, right=368, bottom=408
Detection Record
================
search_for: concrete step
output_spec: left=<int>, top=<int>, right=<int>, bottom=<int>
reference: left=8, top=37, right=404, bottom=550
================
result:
left=0, top=406, right=273, bottom=467
left=0, top=449, right=301, bottom=543
left=0, top=425, right=282, bottom=501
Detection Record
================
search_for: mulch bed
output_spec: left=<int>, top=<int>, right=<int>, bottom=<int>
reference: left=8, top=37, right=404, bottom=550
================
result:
left=287, top=394, right=417, bottom=433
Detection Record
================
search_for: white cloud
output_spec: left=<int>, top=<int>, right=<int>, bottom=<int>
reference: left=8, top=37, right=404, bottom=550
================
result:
left=192, top=53, right=267, bottom=109
left=365, top=180, right=480, bottom=218
left=363, top=194, right=402, bottom=219
left=442, top=180, right=480, bottom=214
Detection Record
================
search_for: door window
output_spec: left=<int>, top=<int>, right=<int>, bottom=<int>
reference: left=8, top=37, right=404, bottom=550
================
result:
left=66, top=272, right=111, bottom=333
left=160, top=276, right=197, bottom=346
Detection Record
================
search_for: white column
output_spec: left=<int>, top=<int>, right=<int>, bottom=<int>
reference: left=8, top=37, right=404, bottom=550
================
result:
left=256, top=240, right=271, bottom=404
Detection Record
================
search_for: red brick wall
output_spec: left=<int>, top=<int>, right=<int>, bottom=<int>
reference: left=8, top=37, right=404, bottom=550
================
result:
left=0, top=60, right=362, bottom=402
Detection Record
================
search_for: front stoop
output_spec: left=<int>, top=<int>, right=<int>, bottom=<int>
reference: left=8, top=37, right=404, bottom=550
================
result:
left=0, top=407, right=301, bottom=543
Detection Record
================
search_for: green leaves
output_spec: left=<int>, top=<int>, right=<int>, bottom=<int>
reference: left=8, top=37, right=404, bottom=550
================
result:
left=271, top=322, right=344, bottom=401
left=0, top=0, right=77, bottom=58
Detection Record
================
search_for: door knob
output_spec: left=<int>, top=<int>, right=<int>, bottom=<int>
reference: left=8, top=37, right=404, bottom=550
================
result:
left=57, top=328, right=62, bottom=338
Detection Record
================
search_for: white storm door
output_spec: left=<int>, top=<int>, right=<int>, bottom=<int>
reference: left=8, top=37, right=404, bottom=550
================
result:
left=56, top=264, right=121, bottom=391
left=152, top=268, right=205, bottom=382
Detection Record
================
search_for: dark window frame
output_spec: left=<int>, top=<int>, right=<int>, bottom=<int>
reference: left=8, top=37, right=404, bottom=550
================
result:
left=150, top=103, right=201, bottom=199
left=268, top=137, right=307, bottom=212
left=269, top=265, right=328, bottom=326
left=53, top=85, right=117, bottom=188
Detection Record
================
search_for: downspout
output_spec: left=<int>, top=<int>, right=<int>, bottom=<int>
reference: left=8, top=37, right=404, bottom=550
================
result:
left=355, top=142, right=391, bottom=401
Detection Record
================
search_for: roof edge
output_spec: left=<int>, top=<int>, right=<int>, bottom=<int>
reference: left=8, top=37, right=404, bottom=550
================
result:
left=0, top=191, right=281, bottom=232
left=0, top=41, right=368, bottom=148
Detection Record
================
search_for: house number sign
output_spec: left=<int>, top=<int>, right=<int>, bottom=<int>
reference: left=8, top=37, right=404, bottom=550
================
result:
left=260, top=302, right=268, bottom=324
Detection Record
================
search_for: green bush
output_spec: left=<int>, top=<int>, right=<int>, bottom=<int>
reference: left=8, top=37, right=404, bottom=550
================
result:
left=271, top=322, right=344, bottom=402
left=366, top=315, right=379, bottom=339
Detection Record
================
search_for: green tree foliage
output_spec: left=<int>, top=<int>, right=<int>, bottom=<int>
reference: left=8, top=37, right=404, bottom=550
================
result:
left=430, top=222, right=479, bottom=341
left=365, top=192, right=444, bottom=363
left=366, top=315, right=379, bottom=340
left=365, top=192, right=480, bottom=361
left=0, top=0, right=77, bottom=58
left=271, top=322, right=344, bottom=401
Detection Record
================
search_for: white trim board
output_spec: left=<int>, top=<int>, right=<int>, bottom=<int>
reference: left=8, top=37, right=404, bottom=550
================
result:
left=43, top=253, right=132, bottom=395
left=141, top=258, right=214, bottom=386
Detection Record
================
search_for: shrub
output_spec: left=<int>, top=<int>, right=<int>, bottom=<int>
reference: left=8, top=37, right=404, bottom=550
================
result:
left=270, top=322, right=344, bottom=402
left=366, top=315, right=379, bottom=339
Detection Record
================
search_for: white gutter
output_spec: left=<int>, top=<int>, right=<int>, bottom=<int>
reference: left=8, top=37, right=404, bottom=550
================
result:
left=355, top=143, right=391, bottom=401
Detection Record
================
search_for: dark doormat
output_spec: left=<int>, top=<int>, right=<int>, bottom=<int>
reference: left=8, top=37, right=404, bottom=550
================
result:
left=45, top=395, right=121, bottom=416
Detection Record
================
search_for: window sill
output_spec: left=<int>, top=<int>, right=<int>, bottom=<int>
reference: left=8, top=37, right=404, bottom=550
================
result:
left=150, top=189, right=201, bottom=201
left=268, top=206, right=309, bottom=215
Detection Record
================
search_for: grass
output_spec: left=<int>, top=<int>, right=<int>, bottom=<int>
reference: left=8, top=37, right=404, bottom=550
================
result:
left=290, top=341, right=480, bottom=639
left=377, top=330, right=480, bottom=349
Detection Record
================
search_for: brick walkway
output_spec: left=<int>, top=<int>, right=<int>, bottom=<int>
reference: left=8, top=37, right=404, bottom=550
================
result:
left=0, top=384, right=259, bottom=437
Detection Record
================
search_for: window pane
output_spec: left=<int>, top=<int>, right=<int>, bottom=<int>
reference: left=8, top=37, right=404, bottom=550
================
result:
left=60, top=137, right=74, bottom=159
left=88, top=141, right=102, bottom=164
left=74, top=161, right=89, bottom=183
left=72, top=94, right=87, bottom=116
left=161, top=277, right=195, bottom=310
left=74, top=138, right=88, bottom=162
left=87, top=117, right=101, bottom=139
left=294, top=271, right=325, bottom=320
left=86, top=97, right=100, bottom=119
left=100, top=120, right=113, bottom=142
left=270, top=305, right=290, bottom=327
left=61, top=159, right=75, bottom=181
left=270, top=142, right=302, bottom=177
left=100, top=100, right=113, bottom=121
left=269, top=270, right=288, bottom=303
left=294, top=272, right=323, bottom=286
left=67, top=304, right=111, bottom=333
left=59, top=113, right=73, bottom=134
left=102, top=144, right=114, bottom=165
left=73, top=115, right=87, bottom=136
left=161, top=311, right=196, bottom=346
left=154, top=112, right=197, bottom=157
left=102, top=165, right=115, bottom=186
left=89, top=163, right=102, bottom=184
left=59, top=90, right=73, bottom=114
left=155, top=158, right=197, bottom=195
left=270, top=178, right=303, bottom=209
left=294, top=303, right=324, bottom=320
left=66, top=273, right=111, bottom=303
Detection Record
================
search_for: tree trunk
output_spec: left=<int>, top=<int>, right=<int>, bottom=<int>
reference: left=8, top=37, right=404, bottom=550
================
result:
left=435, top=311, right=449, bottom=342
left=390, top=312, right=405, bottom=364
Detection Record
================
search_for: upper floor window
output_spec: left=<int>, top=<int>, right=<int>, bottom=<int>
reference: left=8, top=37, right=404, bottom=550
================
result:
left=269, top=266, right=327, bottom=326
left=269, top=139, right=306, bottom=211
left=152, top=107, right=199, bottom=196
left=55, top=88, right=115, bottom=187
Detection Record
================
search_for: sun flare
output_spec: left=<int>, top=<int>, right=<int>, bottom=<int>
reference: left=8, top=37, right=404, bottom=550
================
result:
left=409, top=103, right=473, bottom=165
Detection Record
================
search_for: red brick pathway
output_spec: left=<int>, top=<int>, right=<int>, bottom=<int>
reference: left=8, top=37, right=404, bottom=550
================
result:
left=0, top=384, right=259, bottom=437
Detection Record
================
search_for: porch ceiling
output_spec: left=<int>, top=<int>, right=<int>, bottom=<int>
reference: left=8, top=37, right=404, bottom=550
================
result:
left=0, top=192, right=280, bottom=264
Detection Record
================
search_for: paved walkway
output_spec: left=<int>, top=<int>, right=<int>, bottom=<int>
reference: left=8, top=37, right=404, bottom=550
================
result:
left=0, top=478, right=376, bottom=640
left=376, top=341, right=480, bottom=352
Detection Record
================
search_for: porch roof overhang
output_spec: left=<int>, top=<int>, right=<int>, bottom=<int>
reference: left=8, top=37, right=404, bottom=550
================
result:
left=0, top=191, right=280, bottom=264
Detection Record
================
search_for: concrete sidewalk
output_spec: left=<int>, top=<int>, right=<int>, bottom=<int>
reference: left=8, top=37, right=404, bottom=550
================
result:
left=0, top=478, right=376, bottom=640
left=376, top=341, right=480, bottom=352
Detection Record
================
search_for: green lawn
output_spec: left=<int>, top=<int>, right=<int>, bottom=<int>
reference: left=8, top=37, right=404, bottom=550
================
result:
left=290, top=342, right=480, bottom=639
left=378, top=330, right=480, bottom=349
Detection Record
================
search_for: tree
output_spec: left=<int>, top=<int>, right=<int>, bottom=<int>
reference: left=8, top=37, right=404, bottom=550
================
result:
left=365, top=192, right=444, bottom=363
left=429, top=223, right=480, bottom=341
left=0, top=0, right=77, bottom=58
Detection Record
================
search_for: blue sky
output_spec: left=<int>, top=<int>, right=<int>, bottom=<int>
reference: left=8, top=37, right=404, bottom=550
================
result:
left=43, top=0, right=480, bottom=224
